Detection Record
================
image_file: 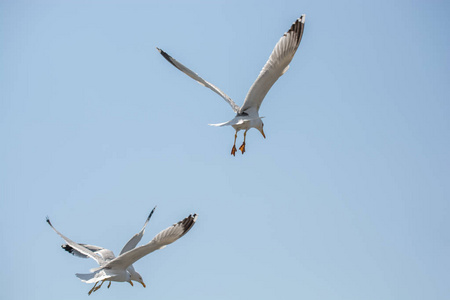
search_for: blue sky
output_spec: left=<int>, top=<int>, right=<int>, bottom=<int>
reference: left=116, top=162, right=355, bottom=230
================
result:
left=1, top=0, right=449, bottom=299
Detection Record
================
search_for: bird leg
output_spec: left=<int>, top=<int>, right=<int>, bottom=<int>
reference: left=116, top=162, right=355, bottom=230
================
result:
left=89, top=280, right=105, bottom=295
left=239, top=130, right=247, bottom=154
left=88, top=282, right=98, bottom=295
left=231, top=131, right=238, bottom=156
left=107, top=281, right=112, bottom=288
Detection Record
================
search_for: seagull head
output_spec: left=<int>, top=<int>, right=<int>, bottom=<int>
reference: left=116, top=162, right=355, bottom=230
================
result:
left=126, top=273, right=134, bottom=286
left=257, top=122, right=266, bottom=139
left=131, top=271, right=146, bottom=288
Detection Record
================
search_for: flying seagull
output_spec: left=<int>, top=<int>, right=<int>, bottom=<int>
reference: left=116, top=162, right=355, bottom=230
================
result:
left=157, top=15, right=305, bottom=155
left=59, top=207, right=156, bottom=293
left=46, top=212, right=197, bottom=295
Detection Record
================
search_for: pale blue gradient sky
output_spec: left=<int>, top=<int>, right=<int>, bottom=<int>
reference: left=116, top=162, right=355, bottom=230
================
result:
left=1, top=0, right=449, bottom=299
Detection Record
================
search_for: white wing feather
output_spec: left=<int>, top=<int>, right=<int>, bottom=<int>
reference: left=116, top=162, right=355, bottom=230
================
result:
left=119, top=206, right=156, bottom=255
left=46, top=217, right=105, bottom=266
left=239, top=15, right=305, bottom=113
left=157, top=48, right=240, bottom=113
left=103, top=214, right=198, bottom=270
left=61, top=243, right=116, bottom=261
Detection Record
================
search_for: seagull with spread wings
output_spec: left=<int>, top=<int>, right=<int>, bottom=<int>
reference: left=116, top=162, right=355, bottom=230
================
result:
left=157, top=15, right=305, bottom=155
left=46, top=211, right=197, bottom=295
left=58, top=207, right=156, bottom=294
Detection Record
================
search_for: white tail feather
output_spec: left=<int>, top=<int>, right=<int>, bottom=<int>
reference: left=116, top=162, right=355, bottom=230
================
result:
left=208, top=120, right=237, bottom=127
left=209, top=116, right=265, bottom=127
left=89, top=266, right=103, bottom=273
left=76, top=270, right=110, bottom=284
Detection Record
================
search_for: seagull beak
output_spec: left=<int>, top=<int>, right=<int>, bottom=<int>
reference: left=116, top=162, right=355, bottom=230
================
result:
left=140, top=281, right=146, bottom=288
left=260, top=128, right=266, bottom=139
left=128, top=280, right=134, bottom=286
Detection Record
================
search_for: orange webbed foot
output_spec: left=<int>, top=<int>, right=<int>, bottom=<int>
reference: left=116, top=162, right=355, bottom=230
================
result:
left=231, top=145, right=237, bottom=156
left=239, top=142, right=246, bottom=154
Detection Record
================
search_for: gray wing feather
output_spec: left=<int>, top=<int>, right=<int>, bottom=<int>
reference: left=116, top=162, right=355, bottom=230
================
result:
left=239, top=15, right=305, bottom=113
left=119, top=206, right=156, bottom=255
left=46, top=217, right=105, bottom=265
left=103, top=214, right=198, bottom=270
left=157, top=48, right=240, bottom=113
left=61, top=243, right=108, bottom=259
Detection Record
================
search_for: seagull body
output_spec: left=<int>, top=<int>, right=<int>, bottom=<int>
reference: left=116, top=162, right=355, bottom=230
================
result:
left=157, top=15, right=305, bottom=155
left=47, top=211, right=197, bottom=295
left=59, top=207, right=156, bottom=292
left=62, top=242, right=143, bottom=291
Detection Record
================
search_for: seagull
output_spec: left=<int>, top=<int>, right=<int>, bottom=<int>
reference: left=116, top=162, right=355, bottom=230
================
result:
left=58, top=207, right=157, bottom=293
left=46, top=211, right=197, bottom=295
left=157, top=15, right=305, bottom=155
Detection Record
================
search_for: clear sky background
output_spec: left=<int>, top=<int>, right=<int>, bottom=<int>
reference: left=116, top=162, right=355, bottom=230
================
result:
left=1, top=0, right=449, bottom=299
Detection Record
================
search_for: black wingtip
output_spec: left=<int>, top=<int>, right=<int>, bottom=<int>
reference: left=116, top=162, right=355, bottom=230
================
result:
left=147, top=206, right=157, bottom=221
left=284, top=15, right=305, bottom=47
left=46, top=216, right=52, bottom=226
left=61, top=244, right=75, bottom=254
left=158, top=48, right=171, bottom=60
left=192, top=213, right=198, bottom=222
left=156, top=48, right=189, bottom=75
left=179, top=213, right=198, bottom=238
left=300, top=14, right=306, bottom=23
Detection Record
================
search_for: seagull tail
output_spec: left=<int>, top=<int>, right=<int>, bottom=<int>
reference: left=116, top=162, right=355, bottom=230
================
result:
left=209, top=117, right=248, bottom=127
left=90, top=266, right=103, bottom=272
left=209, top=116, right=265, bottom=127
left=208, top=120, right=236, bottom=127
left=76, top=269, right=109, bottom=284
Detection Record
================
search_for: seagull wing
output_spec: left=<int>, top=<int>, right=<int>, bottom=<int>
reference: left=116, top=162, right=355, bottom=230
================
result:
left=62, top=243, right=103, bottom=258
left=239, top=15, right=305, bottom=114
left=61, top=243, right=116, bottom=261
left=157, top=47, right=240, bottom=113
left=119, top=206, right=156, bottom=255
left=46, top=217, right=105, bottom=265
left=103, top=214, right=198, bottom=270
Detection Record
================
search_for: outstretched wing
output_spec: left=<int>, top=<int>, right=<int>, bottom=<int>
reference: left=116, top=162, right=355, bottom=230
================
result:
left=46, top=217, right=105, bottom=266
left=104, top=214, right=198, bottom=270
left=157, top=47, right=240, bottom=113
left=239, top=15, right=305, bottom=114
left=119, top=206, right=156, bottom=255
